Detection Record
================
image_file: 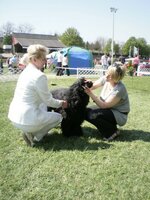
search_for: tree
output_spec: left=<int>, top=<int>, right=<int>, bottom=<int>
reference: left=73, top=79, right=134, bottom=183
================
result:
left=85, top=41, right=90, bottom=49
left=122, top=36, right=149, bottom=58
left=114, top=43, right=120, bottom=55
left=122, top=37, right=138, bottom=56
left=3, top=34, right=12, bottom=45
left=93, top=40, right=102, bottom=51
left=0, top=21, right=34, bottom=36
left=103, top=38, right=120, bottom=56
left=137, top=38, right=149, bottom=58
left=0, top=21, right=15, bottom=36
left=16, top=23, right=34, bottom=33
left=60, top=27, right=85, bottom=47
left=95, top=37, right=107, bottom=53
left=104, top=39, right=111, bottom=54
left=0, top=21, right=34, bottom=45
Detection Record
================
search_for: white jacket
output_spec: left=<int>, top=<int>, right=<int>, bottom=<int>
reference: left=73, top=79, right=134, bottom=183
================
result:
left=8, top=63, right=63, bottom=126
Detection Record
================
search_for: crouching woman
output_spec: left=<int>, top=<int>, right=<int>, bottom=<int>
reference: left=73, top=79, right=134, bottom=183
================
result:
left=8, top=44, right=67, bottom=147
left=84, top=63, right=130, bottom=141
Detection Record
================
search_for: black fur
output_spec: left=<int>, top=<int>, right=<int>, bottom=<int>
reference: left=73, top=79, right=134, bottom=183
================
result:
left=48, top=77, right=93, bottom=137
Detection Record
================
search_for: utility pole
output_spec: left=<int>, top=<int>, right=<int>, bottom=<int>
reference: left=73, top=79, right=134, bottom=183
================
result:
left=110, top=7, right=118, bottom=64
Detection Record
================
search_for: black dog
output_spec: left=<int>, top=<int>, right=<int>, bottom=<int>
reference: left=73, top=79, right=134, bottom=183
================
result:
left=48, top=77, right=93, bottom=137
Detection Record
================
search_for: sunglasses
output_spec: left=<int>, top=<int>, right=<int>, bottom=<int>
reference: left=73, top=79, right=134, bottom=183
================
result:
left=112, top=63, right=123, bottom=76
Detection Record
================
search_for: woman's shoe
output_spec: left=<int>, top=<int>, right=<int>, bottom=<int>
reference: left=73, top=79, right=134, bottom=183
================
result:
left=103, top=129, right=120, bottom=142
left=22, top=132, right=35, bottom=147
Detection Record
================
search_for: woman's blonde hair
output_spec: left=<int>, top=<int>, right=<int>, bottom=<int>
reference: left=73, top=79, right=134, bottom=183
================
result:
left=27, top=44, right=48, bottom=61
left=19, top=53, right=29, bottom=66
left=107, top=63, right=126, bottom=83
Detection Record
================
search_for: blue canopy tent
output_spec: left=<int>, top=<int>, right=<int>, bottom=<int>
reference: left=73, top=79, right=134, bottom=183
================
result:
left=61, top=46, right=93, bottom=74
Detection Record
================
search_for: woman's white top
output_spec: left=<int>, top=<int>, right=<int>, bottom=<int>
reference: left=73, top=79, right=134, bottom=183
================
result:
left=8, top=63, right=63, bottom=126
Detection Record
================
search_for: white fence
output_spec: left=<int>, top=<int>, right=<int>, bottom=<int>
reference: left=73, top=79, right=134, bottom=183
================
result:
left=76, top=68, right=106, bottom=78
left=56, top=67, right=106, bottom=78
left=137, top=64, right=150, bottom=76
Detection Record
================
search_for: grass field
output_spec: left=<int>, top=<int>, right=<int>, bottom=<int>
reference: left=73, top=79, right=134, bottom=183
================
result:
left=0, top=75, right=150, bottom=200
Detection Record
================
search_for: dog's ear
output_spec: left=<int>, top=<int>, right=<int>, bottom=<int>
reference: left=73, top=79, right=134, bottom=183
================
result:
left=77, top=77, right=85, bottom=87
left=79, top=77, right=86, bottom=83
left=85, top=81, right=93, bottom=88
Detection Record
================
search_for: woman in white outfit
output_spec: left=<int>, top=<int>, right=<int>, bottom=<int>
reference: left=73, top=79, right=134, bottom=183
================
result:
left=8, top=44, right=68, bottom=147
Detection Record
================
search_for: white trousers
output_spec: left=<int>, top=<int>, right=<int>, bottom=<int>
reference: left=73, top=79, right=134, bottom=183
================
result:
left=12, top=112, right=62, bottom=141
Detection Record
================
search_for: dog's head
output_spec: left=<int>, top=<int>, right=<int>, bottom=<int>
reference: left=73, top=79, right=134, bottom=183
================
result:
left=78, top=77, right=93, bottom=90
left=61, top=77, right=93, bottom=111
left=70, top=77, right=93, bottom=92
left=70, top=77, right=93, bottom=96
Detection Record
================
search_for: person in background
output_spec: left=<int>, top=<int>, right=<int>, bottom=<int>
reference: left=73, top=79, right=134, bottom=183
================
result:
left=9, top=54, right=19, bottom=73
left=62, top=53, right=70, bottom=76
left=132, top=54, right=140, bottom=76
left=56, top=51, right=63, bottom=76
left=0, top=57, right=3, bottom=74
left=18, top=53, right=29, bottom=71
left=8, top=44, right=68, bottom=147
left=119, top=55, right=125, bottom=64
left=84, top=63, right=130, bottom=141
left=107, top=54, right=111, bottom=66
left=101, top=54, right=108, bottom=74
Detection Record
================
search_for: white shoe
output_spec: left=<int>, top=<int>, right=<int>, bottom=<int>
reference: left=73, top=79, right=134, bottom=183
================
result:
left=103, top=129, right=120, bottom=142
left=23, top=132, right=35, bottom=147
left=33, top=132, right=49, bottom=142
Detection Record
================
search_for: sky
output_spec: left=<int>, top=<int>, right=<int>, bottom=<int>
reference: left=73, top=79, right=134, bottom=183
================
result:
left=1, top=0, right=150, bottom=44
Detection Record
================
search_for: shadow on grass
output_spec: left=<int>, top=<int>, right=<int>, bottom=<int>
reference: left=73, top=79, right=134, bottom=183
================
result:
left=35, top=127, right=112, bottom=151
left=34, top=128, right=150, bottom=151
left=83, top=127, right=150, bottom=143
left=117, top=129, right=150, bottom=142
left=83, top=127, right=150, bottom=142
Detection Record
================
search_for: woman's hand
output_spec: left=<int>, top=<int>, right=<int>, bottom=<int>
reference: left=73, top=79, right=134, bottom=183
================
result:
left=84, top=86, right=101, bottom=107
left=62, top=100, right=68, bottom=109
left=84, top=86, right=92, bottom=96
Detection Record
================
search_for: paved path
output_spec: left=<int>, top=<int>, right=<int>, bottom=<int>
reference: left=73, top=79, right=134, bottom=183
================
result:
left=0, top=73, right=77, bottom=82
left=0, top=73, right=20, bottom=82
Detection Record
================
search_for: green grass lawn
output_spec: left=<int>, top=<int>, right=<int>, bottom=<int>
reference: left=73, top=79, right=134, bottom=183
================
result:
left=0, top=75, right=150, bottom=200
